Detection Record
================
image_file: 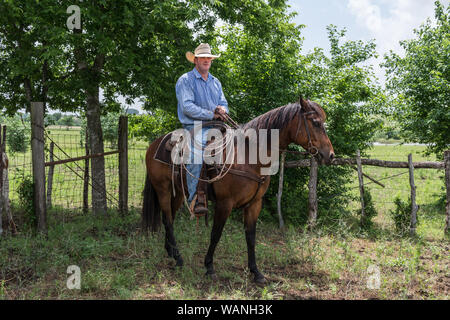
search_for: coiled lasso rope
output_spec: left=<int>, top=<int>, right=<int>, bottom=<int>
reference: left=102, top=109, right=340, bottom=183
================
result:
left=171, top=117, right=239, bottom=218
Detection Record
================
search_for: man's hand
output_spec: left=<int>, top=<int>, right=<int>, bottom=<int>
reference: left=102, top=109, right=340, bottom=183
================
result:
left=215, top=106, right=227, bottom=115
left=213, top=111, right=226, bottom=121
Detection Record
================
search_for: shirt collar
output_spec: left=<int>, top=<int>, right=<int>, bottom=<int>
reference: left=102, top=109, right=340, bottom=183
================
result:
left=193, top=67, right=212, bottom=82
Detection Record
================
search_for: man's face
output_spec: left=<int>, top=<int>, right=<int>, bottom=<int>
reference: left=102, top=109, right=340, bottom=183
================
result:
left=195, top=57, right=212, bottom=74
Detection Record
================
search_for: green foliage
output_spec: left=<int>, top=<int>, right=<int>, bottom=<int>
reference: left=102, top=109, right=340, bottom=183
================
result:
left=383, top=1, right=450, bottom=158
left=213, top=21, right=383, bottom=226
left=58, top=115, right=75, bottom=128
left=101, top=113, right=120, bottom=149
left=128, top=110, right=178, bottom=142
left=389, top=197, right=415, bottom=236
left=79, top=112, right=124, bottom=148
left=357, top=190, right=378, bottom=229
left=301, top=26, right=384, bottom=157
left=16, top=172, right=35, bottom=230
left=1, top=115, right=30, bottom=154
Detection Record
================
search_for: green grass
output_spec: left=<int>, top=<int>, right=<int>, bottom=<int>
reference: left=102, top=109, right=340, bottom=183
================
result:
left=0, top=208, right=448, bottom=300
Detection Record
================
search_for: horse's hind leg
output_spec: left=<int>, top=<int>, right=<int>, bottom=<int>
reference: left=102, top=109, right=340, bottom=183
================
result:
left=204, top=201, right=232, bottom=279
left=164, top=193, right=184, bottom=259
left=244, top=200, right=266, bottom=285
left=159, top=192, right=183, bottom=267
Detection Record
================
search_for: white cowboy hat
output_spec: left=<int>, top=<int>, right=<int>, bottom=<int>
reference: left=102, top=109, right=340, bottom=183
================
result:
left=185, top=43, right=220, bottom=63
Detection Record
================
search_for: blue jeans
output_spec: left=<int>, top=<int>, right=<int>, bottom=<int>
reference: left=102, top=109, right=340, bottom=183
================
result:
left=183, top=123, right=211, bottom=203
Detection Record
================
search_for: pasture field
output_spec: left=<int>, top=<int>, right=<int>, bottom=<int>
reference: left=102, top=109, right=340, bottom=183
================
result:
left=0, top=137, right=448, bottom=300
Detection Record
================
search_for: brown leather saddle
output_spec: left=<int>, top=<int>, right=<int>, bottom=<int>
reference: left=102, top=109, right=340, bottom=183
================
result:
left=154, top=132, right=179, bottom=165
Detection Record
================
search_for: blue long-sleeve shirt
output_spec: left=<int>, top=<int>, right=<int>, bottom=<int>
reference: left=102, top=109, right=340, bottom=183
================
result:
left=176, top=68, right=228, bottom=125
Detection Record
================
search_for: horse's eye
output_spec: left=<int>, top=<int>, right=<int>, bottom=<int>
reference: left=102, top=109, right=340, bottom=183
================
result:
left=312, top=120, right=321, bottom=128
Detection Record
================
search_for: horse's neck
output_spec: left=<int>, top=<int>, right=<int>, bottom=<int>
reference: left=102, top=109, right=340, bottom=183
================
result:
left=276, top=119, right=298, bottom=151
left=228, top=124, right=294, bottom=175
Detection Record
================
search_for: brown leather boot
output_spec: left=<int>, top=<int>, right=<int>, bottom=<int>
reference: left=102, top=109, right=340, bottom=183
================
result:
left=193, top=164, right=209, bottom=216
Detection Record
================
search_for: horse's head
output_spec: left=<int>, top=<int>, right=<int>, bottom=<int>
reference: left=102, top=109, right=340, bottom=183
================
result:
left=292, top=97, right=335, bottom=165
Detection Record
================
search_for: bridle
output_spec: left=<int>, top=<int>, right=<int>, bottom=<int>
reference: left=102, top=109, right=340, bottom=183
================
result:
left=295, top=108, right=319, bottom=156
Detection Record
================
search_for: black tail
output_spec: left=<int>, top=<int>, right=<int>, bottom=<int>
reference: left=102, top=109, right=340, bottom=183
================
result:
left=142, top=174, right=161, bottom=232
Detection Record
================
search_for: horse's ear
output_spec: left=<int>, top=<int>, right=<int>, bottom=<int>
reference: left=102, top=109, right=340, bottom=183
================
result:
left=298, top=95, right=308, bottom=109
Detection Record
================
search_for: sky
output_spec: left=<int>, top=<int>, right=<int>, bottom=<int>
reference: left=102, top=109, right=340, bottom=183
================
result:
left=117, top=0, right=442, bottom=113
left=288, top=0, right=439, bottom=82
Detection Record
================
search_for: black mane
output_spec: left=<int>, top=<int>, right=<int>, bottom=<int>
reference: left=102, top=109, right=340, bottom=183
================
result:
left=242, top=102, right=301, bottom=131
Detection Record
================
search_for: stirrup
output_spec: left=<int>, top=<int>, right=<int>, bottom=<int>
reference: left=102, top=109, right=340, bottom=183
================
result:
left=193, top=203, right=208, bottom=217
left=193, top=193, right=208, bottom=216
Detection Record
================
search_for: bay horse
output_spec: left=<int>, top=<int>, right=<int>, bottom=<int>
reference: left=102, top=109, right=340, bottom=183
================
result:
left=142, top=97, right=335, bottom=285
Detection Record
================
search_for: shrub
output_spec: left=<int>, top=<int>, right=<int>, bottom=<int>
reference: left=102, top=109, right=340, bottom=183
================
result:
left=357, top=190, right=378, bottom=229
left=3, top=116, right=30, bottom=153
left=389, top=197, right=416, bottom=236
left=16, top=172, right=35, bottom=230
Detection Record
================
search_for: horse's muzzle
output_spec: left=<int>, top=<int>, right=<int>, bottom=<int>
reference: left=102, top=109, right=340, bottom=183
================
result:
left=318, top=150, right=335, bottom=165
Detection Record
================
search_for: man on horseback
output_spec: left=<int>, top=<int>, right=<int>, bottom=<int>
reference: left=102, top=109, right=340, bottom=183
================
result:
left=175, top=43, right=228, bottom=216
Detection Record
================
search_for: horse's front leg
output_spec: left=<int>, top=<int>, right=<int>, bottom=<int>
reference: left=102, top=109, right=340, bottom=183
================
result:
left=204, top=201, right=232, bottom=279
left=244, top=200, right=266, bottom=285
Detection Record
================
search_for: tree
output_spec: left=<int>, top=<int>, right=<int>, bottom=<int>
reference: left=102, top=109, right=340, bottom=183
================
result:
left=0, top=1, right=68, bottom=114
left=214, top=21, right=383, bottom=225
left=1, top=0, right=298, bottom=215
left=383, top=1, right=449, bottom=157
left=128, top=109, right=178, bottom=143
left=0, top=115, right=30, bottom=154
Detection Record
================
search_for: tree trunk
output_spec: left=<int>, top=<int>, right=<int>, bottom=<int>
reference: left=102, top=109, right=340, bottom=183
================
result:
left=86, top=87, right=107, bottom=214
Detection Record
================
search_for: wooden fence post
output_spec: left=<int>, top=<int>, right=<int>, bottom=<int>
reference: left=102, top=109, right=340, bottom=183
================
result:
left=408, top=154, right=419, bottom=236
left=118, top=115, right=128, bottom=215
left=308, top=156, right=318, bottom=230
left=276, top=152, right=285, bottom=229
left=444, top=150, right=450, bottom=236
left=0, top=124, right=3, bottom=236
left=0, top=126, right=15, bottom=235
left=83, top=131, right=90, bottom=214
left=356, top=149, right=365, bottom=225
left=46, top=142, right=55, bottom=209
left=31, top=102, right=47, bottom=234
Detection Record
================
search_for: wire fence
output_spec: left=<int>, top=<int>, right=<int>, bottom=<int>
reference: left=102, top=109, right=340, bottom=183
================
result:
left=281, top=146, right=449, bottom=235
left=3, top=119, right=449, bottom=237
left=6, top=127, right=148, bottom=212
left=351, top=151, right=445, bottom=230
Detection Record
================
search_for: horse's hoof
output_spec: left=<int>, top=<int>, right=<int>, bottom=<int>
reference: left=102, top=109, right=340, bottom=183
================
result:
left=205, top=271, right=218, bottom=281
left=175, top=259, right=184, bottom=267
left=254, top=275, right=266, bottom=286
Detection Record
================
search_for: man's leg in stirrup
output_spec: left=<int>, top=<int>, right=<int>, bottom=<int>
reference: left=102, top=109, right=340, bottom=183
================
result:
left=193, top=163, right=209, bottom=216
